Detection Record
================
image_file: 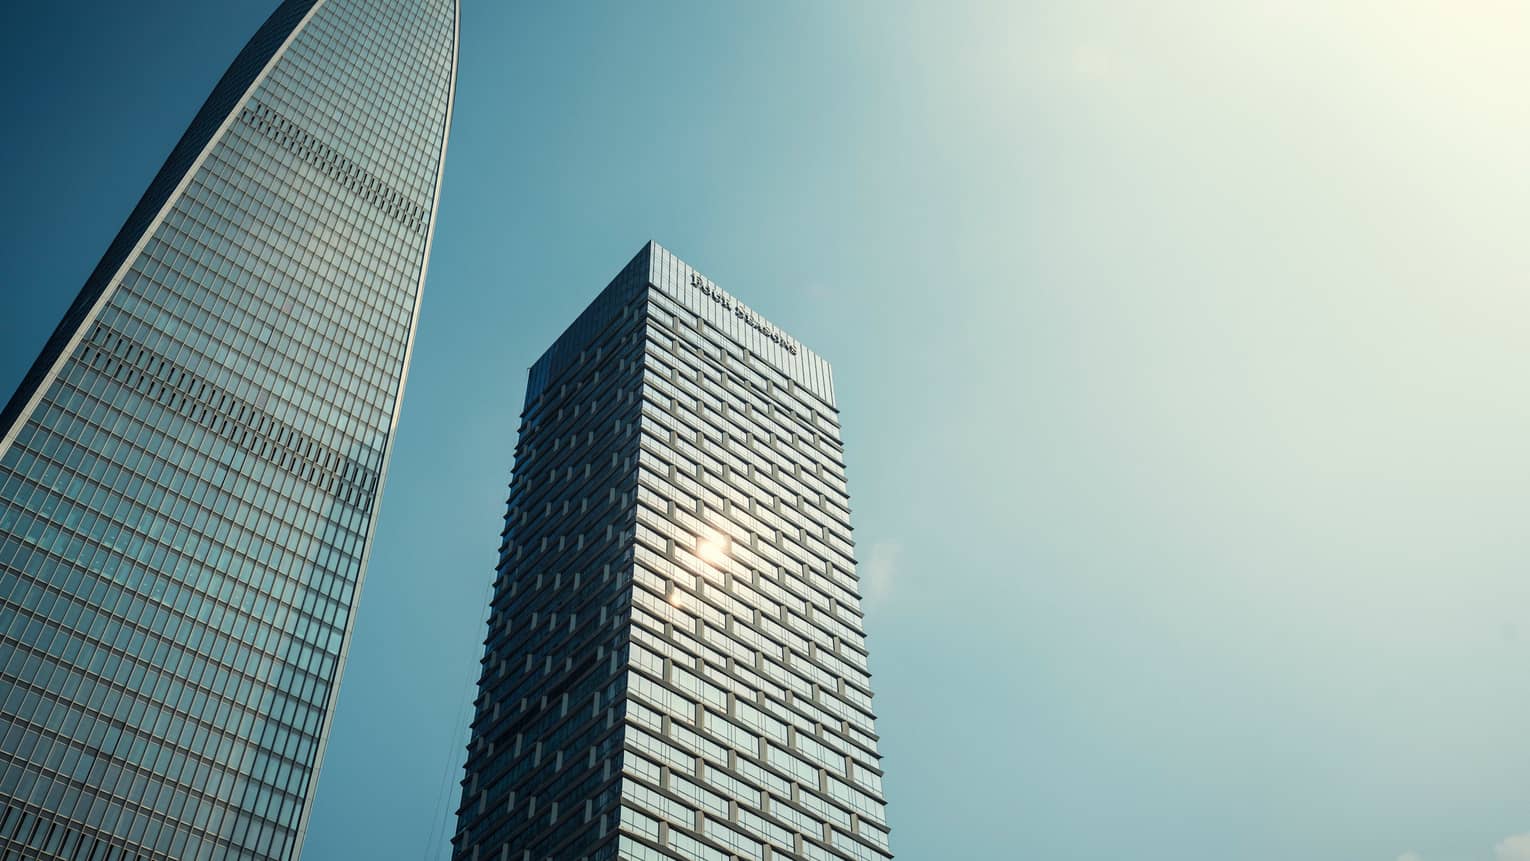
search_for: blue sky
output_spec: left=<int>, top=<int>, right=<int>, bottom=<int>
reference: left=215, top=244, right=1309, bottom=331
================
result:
left=3, top=2, right=1529, bottom=859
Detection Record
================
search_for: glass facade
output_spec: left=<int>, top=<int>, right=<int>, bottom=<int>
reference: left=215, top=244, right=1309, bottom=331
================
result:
left=453, top=243, right=892, bottom=861
left=0, top=1, right=457, bottom=859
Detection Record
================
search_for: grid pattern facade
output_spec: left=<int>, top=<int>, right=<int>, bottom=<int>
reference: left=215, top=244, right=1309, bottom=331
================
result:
left=453, top=243, right=891, bottom=861
left=0, top=1, right=457, bottom=860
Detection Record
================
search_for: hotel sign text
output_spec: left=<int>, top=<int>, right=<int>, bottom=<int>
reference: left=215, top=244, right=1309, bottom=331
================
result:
left=690, top=273, right=799, bottom=355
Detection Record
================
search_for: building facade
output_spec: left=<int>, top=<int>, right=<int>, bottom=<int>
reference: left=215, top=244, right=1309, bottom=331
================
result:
left=0, top=1, right=457, bottom=859
left=452, top=243, right=891, bottom=861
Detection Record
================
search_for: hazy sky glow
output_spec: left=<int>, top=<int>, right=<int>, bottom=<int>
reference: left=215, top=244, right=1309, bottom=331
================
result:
left=2, top=2, right=1528, bottom=859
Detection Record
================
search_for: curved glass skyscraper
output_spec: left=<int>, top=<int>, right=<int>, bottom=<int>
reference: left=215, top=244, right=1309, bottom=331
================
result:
left=0, top=1, right=457, bottom=859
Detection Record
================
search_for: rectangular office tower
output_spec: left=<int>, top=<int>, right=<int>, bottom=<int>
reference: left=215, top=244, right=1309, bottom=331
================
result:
left=0, top=1, right=457, bottom=859
left=452, top=243, right=891, bottom=861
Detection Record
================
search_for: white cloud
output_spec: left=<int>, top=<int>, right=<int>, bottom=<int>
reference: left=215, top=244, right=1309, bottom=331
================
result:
left=1393, top=832, right=1530, bottom=861
left=1496, top=834, right=1530, bottom=861
left=860, top=542, right=900, bottom=605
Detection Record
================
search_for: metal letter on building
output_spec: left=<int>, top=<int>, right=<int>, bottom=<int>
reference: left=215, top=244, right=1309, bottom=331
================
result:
left=0, top=1, right=457, bottom=858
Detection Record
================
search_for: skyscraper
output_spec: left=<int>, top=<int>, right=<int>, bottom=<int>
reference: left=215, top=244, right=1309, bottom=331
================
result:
left=452, top=243, right=892, bottom=861
left=0, top=1, right=456, bottom=858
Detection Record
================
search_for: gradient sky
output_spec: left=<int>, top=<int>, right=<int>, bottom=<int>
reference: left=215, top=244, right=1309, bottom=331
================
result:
left=3, top=2, right=1529, bottom=860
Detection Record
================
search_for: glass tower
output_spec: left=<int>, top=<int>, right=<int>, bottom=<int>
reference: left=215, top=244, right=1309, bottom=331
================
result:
left=452, top=243, right=892, bottom=861
left=0, top=1, right=456, bottom=859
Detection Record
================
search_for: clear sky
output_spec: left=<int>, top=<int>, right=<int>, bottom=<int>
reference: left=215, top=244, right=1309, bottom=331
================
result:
left=3, top=2, right=1528, bottom=860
